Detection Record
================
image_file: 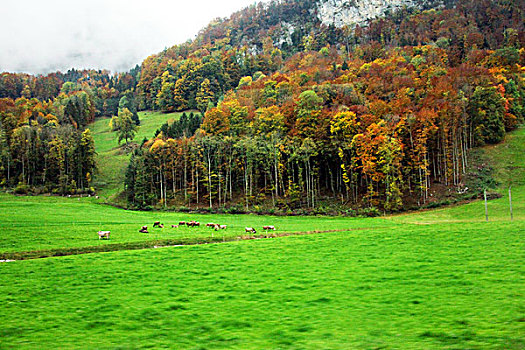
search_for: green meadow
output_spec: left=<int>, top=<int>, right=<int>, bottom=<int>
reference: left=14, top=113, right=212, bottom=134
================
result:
left=90, top=111, right=185, bottom=199
left=1, top=222, right=523, bottom=349
left=0, top=127, right=523, bottom=349
left=0, top=193, right=392, bottom=258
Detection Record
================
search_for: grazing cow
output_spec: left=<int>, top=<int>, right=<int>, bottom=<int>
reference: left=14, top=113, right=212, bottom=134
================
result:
left=98, top=231, right=110, bottom=240
left=220, top=225, right=227, bottom=230
left=245, top=227, right=257, bottom=234
left=187, top=221, right=200, bottom=227
left=179, top=221, right=186, bottom=226
left=158, top=224, right=164, bottom=228
left=213, top=224, right=220, bottom=231
left=153, top=221, right=162, bottom=228
left=206, top=223, right=216, bottom=227
left=263, top=225, right=276, bottom=231
left=139, top=226, right=148, bottom=233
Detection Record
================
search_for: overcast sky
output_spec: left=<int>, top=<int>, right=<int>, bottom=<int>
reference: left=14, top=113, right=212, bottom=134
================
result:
left=0, top=0, right=267, bottom=75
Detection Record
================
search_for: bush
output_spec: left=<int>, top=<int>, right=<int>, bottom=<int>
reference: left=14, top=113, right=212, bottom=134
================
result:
left=358, top=207, right=381, bottom=217
left=14, top=183, right=30, bottom=195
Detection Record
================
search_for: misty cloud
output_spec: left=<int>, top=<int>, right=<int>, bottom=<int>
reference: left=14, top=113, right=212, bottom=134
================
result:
left=0, top=0, right=265, bottom=75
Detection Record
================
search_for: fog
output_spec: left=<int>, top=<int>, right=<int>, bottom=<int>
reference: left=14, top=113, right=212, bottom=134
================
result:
left=0, top=0, right=266, bottom=75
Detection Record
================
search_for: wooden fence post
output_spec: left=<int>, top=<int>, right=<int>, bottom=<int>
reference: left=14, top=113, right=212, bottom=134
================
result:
left=484, top=189, right=488, bottom=222
left=509, top=186, right=513, bottom=222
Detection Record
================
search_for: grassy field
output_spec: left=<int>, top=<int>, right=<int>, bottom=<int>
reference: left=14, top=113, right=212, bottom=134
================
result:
left=1, top=222, right=523, bottom=349
left=0, top=127, right=523, bottom=348
left=0, top=193, right=393, bottom=257
left=90, top=111, right=185, bottom=198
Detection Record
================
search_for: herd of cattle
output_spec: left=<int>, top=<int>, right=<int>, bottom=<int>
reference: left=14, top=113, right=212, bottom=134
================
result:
left=97, top=222, right=276, bottom=240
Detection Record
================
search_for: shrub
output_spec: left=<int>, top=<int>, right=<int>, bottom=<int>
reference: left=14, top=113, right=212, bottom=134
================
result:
left=14, top=183, right=30, bottom=195
left=358, top=207, right=381, bottom=217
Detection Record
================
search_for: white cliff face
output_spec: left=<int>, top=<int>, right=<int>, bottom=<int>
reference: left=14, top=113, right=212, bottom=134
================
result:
left=316, top=0, right=439, bottom=28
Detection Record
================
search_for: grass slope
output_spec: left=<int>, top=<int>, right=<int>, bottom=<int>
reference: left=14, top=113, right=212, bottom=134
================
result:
left=0, top=128, right=523, bottom=349
left=90, top=111, right=183, bottom=198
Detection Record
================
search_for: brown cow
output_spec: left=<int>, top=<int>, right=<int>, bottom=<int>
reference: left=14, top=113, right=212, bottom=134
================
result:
left=139, top=226, right=149, bottom=233
left=179, top=221, right=186, bottom=226
left=263, top=225, right=275, bottom=231
left=98, top=231, right=110, bottom=240
left=153, top=221, right=162, bottom=228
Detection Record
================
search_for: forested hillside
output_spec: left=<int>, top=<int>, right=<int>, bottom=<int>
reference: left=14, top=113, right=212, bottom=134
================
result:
left=0, top=94, right=96, bottom=194
left=0, top=68, right=143, bottom=194
left=1, top=0, right=524, bottom=213
left=125, top=0, right=525, bottom=212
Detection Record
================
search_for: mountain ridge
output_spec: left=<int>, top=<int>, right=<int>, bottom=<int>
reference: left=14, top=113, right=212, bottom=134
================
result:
left=195, top=0, right=453, bottom=54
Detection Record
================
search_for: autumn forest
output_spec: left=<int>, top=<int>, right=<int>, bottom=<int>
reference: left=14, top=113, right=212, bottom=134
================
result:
left=0, top=0, right=524, bottom=214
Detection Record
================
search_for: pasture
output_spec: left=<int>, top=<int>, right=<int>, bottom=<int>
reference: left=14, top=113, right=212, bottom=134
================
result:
left=90, top=111, right=184, bottom=198
left=0, top=221, right=523, bottom=349
left=0, top=193, right=392, bottom=259
left=0, top=127, right=523, bottom=348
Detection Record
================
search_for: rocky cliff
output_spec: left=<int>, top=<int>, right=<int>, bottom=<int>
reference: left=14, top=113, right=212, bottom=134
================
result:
left=315, top=0, right=446, bottom=28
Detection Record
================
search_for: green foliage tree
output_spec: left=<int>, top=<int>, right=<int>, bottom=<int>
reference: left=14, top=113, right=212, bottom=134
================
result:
left=119, top=95, right=140, bottom=125
left=79, top=129, right=96, bottom=188
left=468, top=86, right=506, bottom=145
left=156, top=71, right=176, bottom=112
left=295, top=90, right=324, bottom=139
left=116, top=108, right=138, bottom=145
left=196, top=79, right=214, bottom=113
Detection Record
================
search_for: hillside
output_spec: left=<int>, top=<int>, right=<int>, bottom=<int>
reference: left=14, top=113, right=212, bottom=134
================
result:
left=391, top=126, right=524, bottom=224
left=0, top=2, right=523, bottom=348
left=195, top=0, right=452, bottom=51
left=125, top=0, right=524, bottom=212
left=0, top=0, right=524, bottom=214
left=90, top=111, right=187, bottom=199
left=0, top=124, right=522, bottom=349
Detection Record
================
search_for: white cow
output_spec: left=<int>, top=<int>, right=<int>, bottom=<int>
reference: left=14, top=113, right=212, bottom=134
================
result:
left=98, top=231, right=110, bottom=240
